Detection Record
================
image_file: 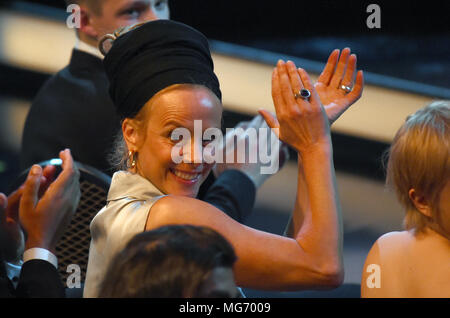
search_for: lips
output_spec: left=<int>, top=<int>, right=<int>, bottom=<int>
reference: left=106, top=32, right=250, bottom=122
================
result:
left=170, top=168, right=202, bottom=181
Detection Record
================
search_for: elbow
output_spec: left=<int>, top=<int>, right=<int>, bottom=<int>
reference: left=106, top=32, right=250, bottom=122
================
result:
left=310, top=262, right=344, bottom=289
left=320, top=266, right=345, bottom=289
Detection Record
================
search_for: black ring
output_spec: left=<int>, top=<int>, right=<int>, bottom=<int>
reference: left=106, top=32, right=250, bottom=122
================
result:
left=300, top=89, right=311, bottom=99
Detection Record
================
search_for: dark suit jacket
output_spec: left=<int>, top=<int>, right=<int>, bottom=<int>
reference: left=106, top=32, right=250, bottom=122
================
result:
left=21, top=49, right=255, bottom=222
left=1, top=259, right=65, bottom=298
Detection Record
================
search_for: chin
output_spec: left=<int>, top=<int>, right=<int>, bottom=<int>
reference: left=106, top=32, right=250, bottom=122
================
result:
left=169, top=186, right=199, bottom=198
left=166, top=167, right=210, bottom=197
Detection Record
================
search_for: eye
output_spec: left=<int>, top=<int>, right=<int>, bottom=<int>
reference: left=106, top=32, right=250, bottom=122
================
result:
left=122, top=8, right=141, bottom=19
left=153, top=0, right=167, bottom=11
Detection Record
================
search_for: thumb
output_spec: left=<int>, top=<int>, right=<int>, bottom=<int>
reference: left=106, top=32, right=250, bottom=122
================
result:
left=19, top=165, right=42, bottom=216
left=258, top=109, right=280, bottom=138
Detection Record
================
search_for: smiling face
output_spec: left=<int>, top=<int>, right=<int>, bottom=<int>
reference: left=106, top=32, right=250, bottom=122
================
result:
left=124, top=84, right=222, bottom=197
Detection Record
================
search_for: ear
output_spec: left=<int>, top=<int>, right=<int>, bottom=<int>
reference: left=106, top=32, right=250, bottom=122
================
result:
left=408, top=188, right=432, bottom=218
left=78, top=7, right=100, bottom=39
left=122, top=119, right=142, bottom=152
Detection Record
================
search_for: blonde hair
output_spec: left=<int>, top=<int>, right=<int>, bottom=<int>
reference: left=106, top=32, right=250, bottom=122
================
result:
left=64, top=0, right=103, bottom=15
left=385, top=100, right=450, bottom=233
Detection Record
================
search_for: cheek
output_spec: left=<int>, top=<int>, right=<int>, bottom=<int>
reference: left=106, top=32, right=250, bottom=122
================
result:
left=144, top=140, right=175, bottom=168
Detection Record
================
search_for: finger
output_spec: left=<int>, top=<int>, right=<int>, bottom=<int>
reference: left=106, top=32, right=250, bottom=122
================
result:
left=286, top=60, right=304, bottom=97
left=42, top=165, right=57, bottom=183
left=317, top=49, right=339, bottom=86
left=277, top=60, right=303, bottom=112
left=52, top=149, right=78, bottom=189
left=271, top=67, right=286, bottom=117
left=346, top=70, right=364, bottom=102
left=341, top=54, right=357, bottom=87
left=38, top=165, right=57, bottom=197
left=298, top=68, right=321, bottom=108
left=19, top=165, right=42, bottom=215
left=330, top=47, right=351, bottom=89
left=258, top=109, right=280, bottom=138
left=6, top=186, right=24, bottom=222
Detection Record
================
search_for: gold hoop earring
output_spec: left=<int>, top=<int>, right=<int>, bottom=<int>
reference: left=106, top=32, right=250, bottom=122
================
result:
left=128, top=150, right=137, bottom=169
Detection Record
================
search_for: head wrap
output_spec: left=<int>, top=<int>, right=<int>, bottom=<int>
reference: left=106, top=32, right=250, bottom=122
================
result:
left=104, top=20, right=222, bottom=120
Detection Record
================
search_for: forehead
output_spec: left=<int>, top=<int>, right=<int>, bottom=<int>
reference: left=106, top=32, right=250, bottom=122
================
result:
left=146, top=85, right=222, bottom=128
left=102, top=0, right=150, bottom=11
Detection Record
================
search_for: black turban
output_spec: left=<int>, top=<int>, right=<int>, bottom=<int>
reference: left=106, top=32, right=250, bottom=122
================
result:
left=104, top=20, right=222, bottom=120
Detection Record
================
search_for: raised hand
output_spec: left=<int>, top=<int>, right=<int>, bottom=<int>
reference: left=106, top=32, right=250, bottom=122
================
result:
left=314, top=48, right=364, bottom=124
left=19, top=149, right=81, bottom=253
left=259, top=60, right=331, bottom=155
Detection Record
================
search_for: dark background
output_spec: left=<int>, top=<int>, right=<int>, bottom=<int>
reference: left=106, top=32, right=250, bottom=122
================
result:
left=6, top=0, right=449, bottom=88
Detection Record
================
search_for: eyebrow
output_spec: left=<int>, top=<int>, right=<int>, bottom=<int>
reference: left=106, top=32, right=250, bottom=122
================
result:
left=116, top=0, right=149, bottom=15
left=162, top=119, right=190, bottom=129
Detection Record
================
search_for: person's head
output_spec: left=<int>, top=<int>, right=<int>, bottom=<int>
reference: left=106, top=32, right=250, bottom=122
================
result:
left=104, top=20, right=222, bottom=198
left=65, top=0, right=170, bottom=47
left=385, top=100, right=450, bottom=237
left=121, top=84, right=222, bottom=198
left=98, top=225, right=239, bottom=298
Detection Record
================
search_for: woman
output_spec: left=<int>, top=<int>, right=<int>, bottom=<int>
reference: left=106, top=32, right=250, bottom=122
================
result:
left=84, top=20, right=363, bottom=297
left=361, top=101, right=450, bottom=298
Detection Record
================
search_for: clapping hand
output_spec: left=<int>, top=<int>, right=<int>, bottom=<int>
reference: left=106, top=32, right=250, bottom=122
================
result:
left=20, top=149, right=80, bottom=253
left=259, top=60, right=331, bottom=155
left=314, top=48, right=364, bottom=124
left=0, top=149, right=80, bottom=262
left=0, top=163, right=58, bottom=262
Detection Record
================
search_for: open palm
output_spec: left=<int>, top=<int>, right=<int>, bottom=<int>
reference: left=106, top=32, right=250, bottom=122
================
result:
left=314, top=48, right=364, bottom=125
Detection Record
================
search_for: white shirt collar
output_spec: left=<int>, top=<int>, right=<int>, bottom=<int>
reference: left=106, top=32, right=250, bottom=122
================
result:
left=107, top=171, right=165, bottom=202
left=75, top=39, right=104, bottom=60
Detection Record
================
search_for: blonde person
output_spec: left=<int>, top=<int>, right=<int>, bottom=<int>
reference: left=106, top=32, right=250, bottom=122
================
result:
left=361, top=101, right=450, bottom=298
left=84, top=20, right=364, bottom=297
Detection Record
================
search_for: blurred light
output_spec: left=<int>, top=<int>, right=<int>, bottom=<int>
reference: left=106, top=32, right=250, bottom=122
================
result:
left=0, top=8, right=435, bottom=143
left=49, top=158, right=62, bottom=165
left=0, top=10, right=75, bottom=73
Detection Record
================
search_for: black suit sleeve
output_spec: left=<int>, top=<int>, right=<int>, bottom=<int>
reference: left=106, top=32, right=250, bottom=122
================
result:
left=0, top=259, right=15, bottom=298
left=200, top=170, right=256, bottom=223
left=15, top=260, right=65, bottom=298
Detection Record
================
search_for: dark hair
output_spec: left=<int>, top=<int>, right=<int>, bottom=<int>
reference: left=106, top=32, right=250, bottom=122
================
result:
left=98, top=225, right=237, bottom=298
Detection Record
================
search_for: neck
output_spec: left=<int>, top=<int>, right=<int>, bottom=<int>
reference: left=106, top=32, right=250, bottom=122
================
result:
left=424, top=225, right=450, bottom=243
left=75, top=38, right=104, bottom=60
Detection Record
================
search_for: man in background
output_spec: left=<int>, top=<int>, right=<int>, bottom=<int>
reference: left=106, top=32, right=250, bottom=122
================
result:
left=21, top=0, right=266, bottom=222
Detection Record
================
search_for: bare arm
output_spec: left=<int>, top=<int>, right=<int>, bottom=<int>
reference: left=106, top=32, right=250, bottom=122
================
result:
left=284, top=154, right=307, bottom=237
left=284, top=48, right=363, bottom=237
left=146, top=62, right=344, bottom=291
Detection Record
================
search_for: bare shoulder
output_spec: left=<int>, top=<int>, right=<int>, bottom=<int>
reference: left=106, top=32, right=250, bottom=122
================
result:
left=145, top=195, right=232, bottom=231
left=361, top=231, right=411, bottom=297
left=377, top=231, right=414, bottom=249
